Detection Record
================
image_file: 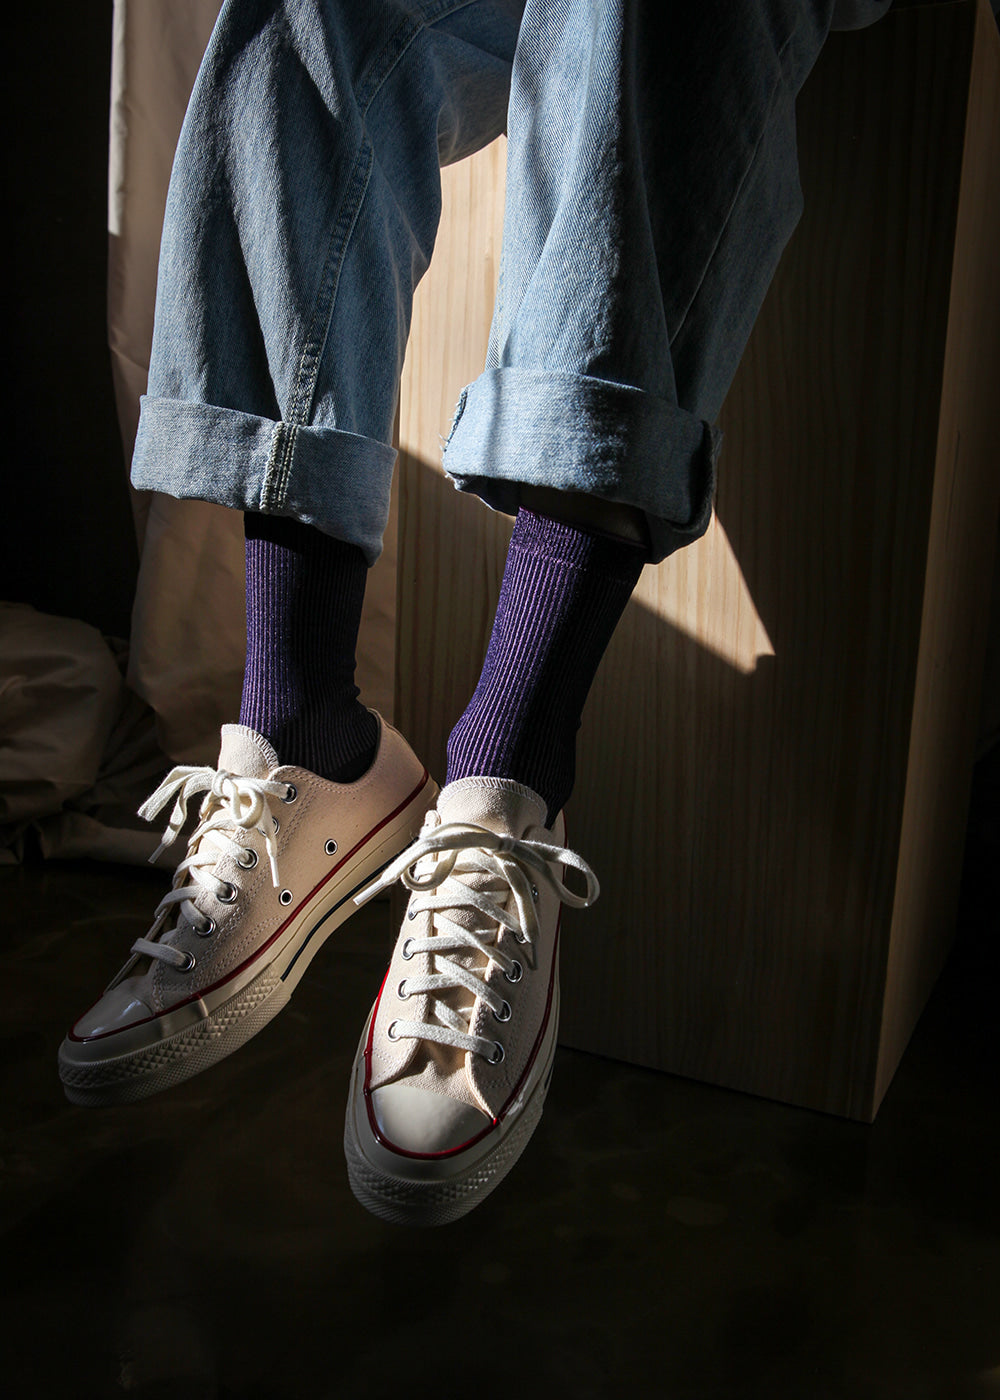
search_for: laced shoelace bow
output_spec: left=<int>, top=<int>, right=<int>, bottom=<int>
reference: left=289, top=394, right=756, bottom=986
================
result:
left=130, top=764, right=292, bottom=972
left=355, top=821, right=600, bottom=1062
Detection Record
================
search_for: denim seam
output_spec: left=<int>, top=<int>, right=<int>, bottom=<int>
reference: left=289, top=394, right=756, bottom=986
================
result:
left=669, top=22, right=799, bottom=350
left=261, top=420, right=299, bottom=512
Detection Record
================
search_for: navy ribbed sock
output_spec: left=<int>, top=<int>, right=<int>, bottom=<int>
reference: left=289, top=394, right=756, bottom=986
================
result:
left=239, top=513, right=378, bottom=782
left=445, top=508, right=645, bottom=823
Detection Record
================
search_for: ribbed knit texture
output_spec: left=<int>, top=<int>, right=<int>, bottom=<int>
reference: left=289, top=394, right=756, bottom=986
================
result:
left=445, top=508, right=645, bottom=824
left=239, top=513, right=378, bottom=782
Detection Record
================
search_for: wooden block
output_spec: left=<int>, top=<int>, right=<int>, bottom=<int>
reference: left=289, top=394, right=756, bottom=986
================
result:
left=873, top=0, right=1000, bottom=1105
left=396, top=0, right=1000, bottom=1120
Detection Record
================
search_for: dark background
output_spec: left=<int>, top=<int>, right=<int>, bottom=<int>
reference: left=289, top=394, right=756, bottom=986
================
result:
left=4, top=5, right=137, bottom=640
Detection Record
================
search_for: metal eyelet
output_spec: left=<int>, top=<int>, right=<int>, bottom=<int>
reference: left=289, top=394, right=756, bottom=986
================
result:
left=397, top=979, right=409, bottom=1000
left=493, top=1000, right=512, bottom=1023
left=401, top=938, right=413, bottom=960
left=504, top=960, right=523, bottom=984
left=407, top=908, right=417, bottom=921
left=196, top=917, right=216, bottom=938
left=531, top=884, right=539, bottom=902
left=237, top=848, right=258, bottom=870
left=325, top=839, right=338, bottom=856
left=217, top=882, right=238, bottom=904
left=488, top=1041, right=505, bottom=1065
left=279, top=889, right=293, bottom=906
left=272, top=816, right=280, bottom=833
left=282, top=784, right=298, bottom=804
left=386, top=1020, right=400, bottom=1041
left=179, top=951, right=197, bottom=973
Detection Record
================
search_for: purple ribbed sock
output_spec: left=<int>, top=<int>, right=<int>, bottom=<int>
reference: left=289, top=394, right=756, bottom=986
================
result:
left=445, top=508, right=645, bottom=824
left=239, top=513, right=378, bottom=782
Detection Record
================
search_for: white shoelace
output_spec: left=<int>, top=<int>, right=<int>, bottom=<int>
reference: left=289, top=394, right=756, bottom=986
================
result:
left=356, top=822, right=599, bottom=1062
left=130, top=764, right=292, bottom=971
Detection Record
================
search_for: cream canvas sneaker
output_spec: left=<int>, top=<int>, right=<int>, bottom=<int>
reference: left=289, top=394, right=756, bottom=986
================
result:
left=344, top=777, right=599, bottom=1226
left=58, top=716, right=436, bottom=1106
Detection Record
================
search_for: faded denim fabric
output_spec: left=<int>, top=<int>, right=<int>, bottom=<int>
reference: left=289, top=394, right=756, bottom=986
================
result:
left=132, top=0, right=891, bottom=565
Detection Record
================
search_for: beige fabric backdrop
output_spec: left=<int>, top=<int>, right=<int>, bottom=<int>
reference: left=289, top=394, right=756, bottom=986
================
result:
left=108, top=0, right=398, bottom=767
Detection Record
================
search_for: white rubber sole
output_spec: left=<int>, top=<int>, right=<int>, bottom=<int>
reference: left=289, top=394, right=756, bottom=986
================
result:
left=58, top=781, right=437, bottom=1107
left=344, top=978, right=559, bottom=1227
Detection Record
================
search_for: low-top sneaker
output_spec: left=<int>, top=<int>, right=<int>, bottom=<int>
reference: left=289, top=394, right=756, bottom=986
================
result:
left=58, top=716, right=436, bottom=1106
left=344, top=776, right=599, bottom=1226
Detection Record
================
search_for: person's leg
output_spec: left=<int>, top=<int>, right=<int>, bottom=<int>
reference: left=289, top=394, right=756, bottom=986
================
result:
left=133, top=0, right=523, bottom=781
left=59, top=0, right=524, bottom=1107
left=445, top=508, right=645, bottom=824
left=240, top=514, right=378, bottom=781
left=346, top=0, right=892, bottom=1225
left=128, top=0, right=522, bottom=779
left=441, top=0, right=898, bottom=818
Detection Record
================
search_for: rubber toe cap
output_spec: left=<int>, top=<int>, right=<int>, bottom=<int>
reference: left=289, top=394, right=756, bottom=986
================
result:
left=372, top=1082, right=490, bottom=1154
left=71, top=980, right=154, bottom=1039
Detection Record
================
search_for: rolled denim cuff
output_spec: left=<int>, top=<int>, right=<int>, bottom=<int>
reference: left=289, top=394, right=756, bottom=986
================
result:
left=131, top=397, right=396, bottom=565
left=442, top=369, right=721, bottom=564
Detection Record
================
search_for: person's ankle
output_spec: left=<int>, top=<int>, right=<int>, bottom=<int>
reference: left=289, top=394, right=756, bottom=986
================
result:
left=517, top=485, right=651, bottom=553
left=246, top=702, right=379, bottom=784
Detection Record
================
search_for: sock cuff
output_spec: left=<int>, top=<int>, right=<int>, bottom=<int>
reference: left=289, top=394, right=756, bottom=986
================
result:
left=240, top=511, right=377, bottom=782
left=245, top=511, right=369, bottom=570
left=510, top=508, right=646, bottom=584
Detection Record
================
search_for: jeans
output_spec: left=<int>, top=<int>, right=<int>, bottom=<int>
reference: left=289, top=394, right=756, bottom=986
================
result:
left=131, top=0, right=891, bottom=565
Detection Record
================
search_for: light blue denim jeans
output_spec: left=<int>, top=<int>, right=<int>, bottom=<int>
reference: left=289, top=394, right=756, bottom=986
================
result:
left=132, top=0, right=891, bottom=564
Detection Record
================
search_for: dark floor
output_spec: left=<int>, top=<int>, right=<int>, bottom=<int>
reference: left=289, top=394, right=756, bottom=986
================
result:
left=2, top=755, right=997, bottom=1400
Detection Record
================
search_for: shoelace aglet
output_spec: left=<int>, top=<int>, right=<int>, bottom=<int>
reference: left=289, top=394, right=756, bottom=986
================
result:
left=265, top=842, right=281, bottom=888
left=354, top=869, right=392, bottom=909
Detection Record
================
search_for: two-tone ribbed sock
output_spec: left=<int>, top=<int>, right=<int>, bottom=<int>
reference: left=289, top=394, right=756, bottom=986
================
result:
left=239, top=513, right=378, bottom=782
left=445, top=508, right=645, bottom=823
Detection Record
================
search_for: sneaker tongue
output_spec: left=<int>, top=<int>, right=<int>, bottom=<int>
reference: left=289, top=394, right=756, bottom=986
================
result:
left=434, top=777, right=547, bottom=836
left=217, top=724, right=279, bottom=779
left=405, top=779, right=550, bottom=1107
left=429, top=779, right=550, bottom=949
left=151, top=725, right=278, bottom=947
